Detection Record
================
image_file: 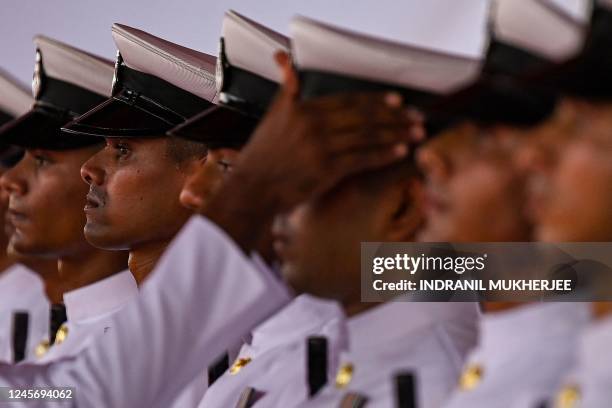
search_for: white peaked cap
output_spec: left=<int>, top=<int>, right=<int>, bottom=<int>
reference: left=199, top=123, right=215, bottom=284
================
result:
left=0, top=70, right=33, bottom=117
left=291, top=0, right=491, bottom=95
left=112, top=24, right=218, bottom=102
left=492, top=0, right=592, bottom=62
left=34, top=35, right=114, bottom=97
left=222, top=10, right=290, bottom=84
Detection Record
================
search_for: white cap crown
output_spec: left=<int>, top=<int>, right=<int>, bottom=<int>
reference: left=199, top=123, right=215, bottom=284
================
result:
left=222, top=10, right=290, bottom=84
left=112, top=24, right=218, bottom=102
left=0, top=71, right=33, bottom=117
left=34, top=35, right=114, bottom=97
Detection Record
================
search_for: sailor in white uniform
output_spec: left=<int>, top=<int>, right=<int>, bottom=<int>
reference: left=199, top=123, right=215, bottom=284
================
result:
left=0, top=37, right=133, bottom=363
left=0, top=71, right=49, bottom=364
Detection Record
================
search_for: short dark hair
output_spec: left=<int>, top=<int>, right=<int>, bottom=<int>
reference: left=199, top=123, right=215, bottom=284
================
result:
left=165, top=135, right=208, bottom=164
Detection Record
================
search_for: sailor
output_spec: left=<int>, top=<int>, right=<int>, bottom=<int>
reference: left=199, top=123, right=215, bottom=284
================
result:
left=62, top=23, right=217, bottom=284
left=0, top=70, right=49, bottom=363
left=149, top=13, right=346, bottom=407
left=282, top=3, right=490, bottom=404
left=0, top=36, right=134, bottom=363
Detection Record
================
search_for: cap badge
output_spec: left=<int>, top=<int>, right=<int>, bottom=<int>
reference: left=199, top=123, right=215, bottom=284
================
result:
left=32, top=50, right=44, bottom=99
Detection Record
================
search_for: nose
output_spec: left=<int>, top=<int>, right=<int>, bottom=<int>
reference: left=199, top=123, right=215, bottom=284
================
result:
left=416, top=146, right=451, bottom=183
left=179, top=185, right=205, bottom=212
left=514, top=140, right=552, bottom=176
left=0, top=160, right=28, bottom=197
left=179, top=170, right=207, bottom=212
left=81, top=153, right=105, bottom=186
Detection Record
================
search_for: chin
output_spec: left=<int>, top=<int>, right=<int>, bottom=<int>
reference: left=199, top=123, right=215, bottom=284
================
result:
left=84, top=223, right=128, bottom=251
left=280, top=264, right=307, bottom=294
left=7, top=239, right=54, bottom=259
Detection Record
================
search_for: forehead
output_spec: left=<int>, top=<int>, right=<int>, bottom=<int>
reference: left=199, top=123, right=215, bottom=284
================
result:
left=104, top=137, right=171, bottom=156
left=423, top=122, right=483, bottom=161
left=26, top=146, right=101, bottom=160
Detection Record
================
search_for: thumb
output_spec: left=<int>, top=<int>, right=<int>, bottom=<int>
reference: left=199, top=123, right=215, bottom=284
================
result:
left=274, top=51, right=299, bottom=98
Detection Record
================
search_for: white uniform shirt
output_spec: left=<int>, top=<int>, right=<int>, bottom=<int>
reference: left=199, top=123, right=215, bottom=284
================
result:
left=35, top=270, right=138, bottom=363
left=0, top=216, right=290, bottom=408
left=443, top=302, right=590, bottom=408
left=298, top=301, right=481, bottom=408
left=0, top=264, right=48, bottom=363
left=564, top=315, right=612, bottom=408
left=198, top=294, right=345, bottom=408
left=518, top=315, right=612, bottom=408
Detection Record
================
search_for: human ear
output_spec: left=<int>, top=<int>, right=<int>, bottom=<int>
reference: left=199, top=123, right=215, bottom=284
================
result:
left=384, top=178, right=425, bottom=242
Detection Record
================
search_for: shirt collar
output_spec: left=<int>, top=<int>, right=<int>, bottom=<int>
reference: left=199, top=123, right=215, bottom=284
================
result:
left=250, top=294, right=345, bottom=351
left=479, top=302, right=590, bottom=358
left=0, top=264, right=45, bottom=297
left=63, top=270, right=138, bottom=324
left=347, top=300, right=480, bottom=352
left=578, top=315, right=612, bottom=380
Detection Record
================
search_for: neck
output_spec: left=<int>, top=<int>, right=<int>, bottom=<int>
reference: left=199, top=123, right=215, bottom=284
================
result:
left=592, top=302, right=612, bottom=320
left=128, top=240, right=170, bottom=285
left=19, top=258, right=63, bottom=304
left=343, top=300, right=381, bottom=317
left=58, top=249, right=128, bottom=296
left=0, top=254, right=13, bottom=274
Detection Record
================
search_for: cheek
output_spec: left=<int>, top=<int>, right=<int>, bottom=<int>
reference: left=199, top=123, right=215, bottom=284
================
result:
left=106, top=167, right=158, bottom=208
left=553, top=147, right=612, bottom=216
left=184, top=164, right=222, bottom=202
left=452, top=165, right=520, bottom=220
left=31, top=172, right=87, bottom=216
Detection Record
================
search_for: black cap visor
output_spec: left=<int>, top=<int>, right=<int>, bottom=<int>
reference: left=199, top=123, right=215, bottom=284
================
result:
left=0, top=105, right=103, bottom=150
left=425, top=74, right=559, bottom=135
left=61, top=91, right=184, bottom=138
left=168, top=106, right=258, bottom=149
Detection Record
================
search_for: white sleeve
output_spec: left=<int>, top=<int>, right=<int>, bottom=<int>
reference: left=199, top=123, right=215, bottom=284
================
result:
left=0, top=216, right=291, bottom=408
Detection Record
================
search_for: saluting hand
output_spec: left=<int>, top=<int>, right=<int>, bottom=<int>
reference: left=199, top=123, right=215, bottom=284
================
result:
left=204, top=51, right=425, bottom=252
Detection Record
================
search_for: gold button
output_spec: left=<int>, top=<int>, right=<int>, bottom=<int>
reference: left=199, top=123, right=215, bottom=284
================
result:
left=555, top=384, right=581, bottom=408
left=229, top=357, right=252, bottom=375
left=34, top=339, right=50, bottom=358
left=335, top=363, right=354, bottom=389
left=55, top=323, right=69, bottom=345
left=458, top=363, right=484, bottom=391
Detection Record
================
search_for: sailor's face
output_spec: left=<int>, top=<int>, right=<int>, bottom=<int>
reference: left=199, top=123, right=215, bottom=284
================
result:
left=0, top=165, right=13, bottom=249
left=80, top=137, right=193, bottom=250
left=535, top=105, right=612, bottom=241
left=179, top=148, right=238, bottom=211
left=273, top=180, right=381, bottom=302
left=0, top=146, right=101, bottom=257
left=272, top=168, right=421, bottom=303
left=514, top=100, right=577, bottom=225
left=417, top=122, right=530, bottom=242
